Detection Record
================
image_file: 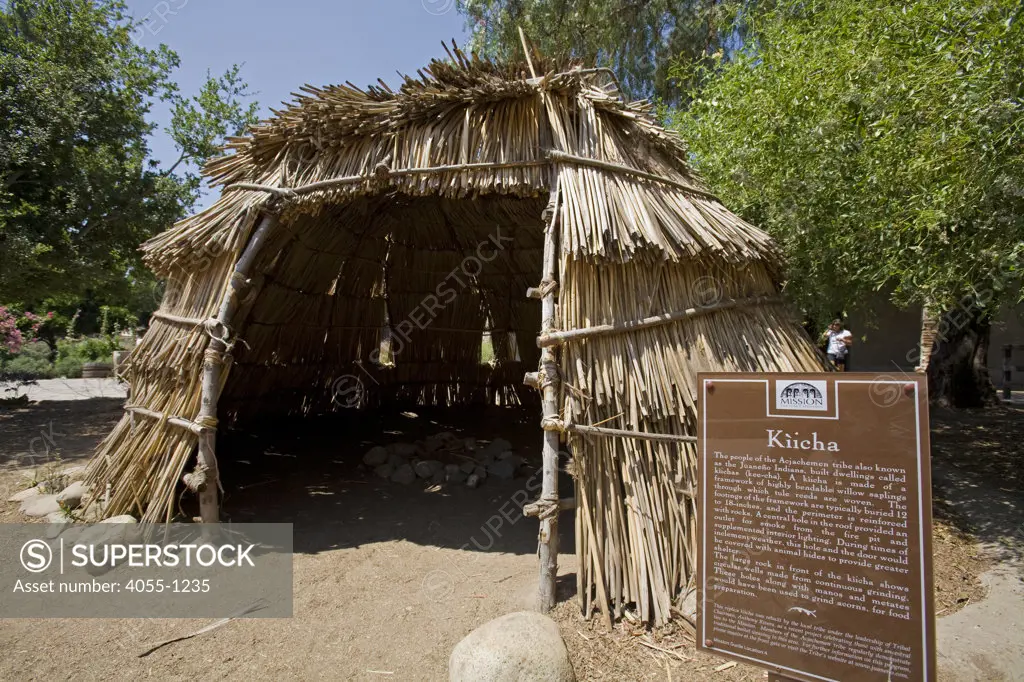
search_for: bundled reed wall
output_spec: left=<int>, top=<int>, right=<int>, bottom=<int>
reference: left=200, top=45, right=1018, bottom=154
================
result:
left=85, top=196, right=267, bottom=522
left=559, top=258, right=823, bottom=624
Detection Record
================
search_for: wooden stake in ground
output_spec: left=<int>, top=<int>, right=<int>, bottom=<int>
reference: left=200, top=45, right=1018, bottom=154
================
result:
left=535, top=184, right=562, bottom=612
left=194, top=211, right=279, bottom=522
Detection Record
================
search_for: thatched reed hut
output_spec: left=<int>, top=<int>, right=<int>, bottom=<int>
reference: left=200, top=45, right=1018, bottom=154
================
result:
left=86, top=47, right=825, bottom=626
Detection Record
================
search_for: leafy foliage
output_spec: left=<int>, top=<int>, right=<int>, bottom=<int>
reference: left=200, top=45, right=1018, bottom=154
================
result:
left=165, top=64, right=259, bottom=208
left=0, top=0, right=258, bottom=312
left=2, top=340, right=55, bottom=378
left=461, top=0, right=754, bottom=104
left=676, top=0, right=1024, bottom=320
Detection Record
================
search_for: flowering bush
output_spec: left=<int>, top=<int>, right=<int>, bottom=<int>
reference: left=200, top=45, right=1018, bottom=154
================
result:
left=1, top=307, right=56, bottom=358
left=1, top=305, right=125, bottom=380
left=0, top=306, right=26, bottom=357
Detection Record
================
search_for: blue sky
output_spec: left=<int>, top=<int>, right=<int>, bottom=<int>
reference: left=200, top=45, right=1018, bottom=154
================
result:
left=121, top=0, right=469, bottom=204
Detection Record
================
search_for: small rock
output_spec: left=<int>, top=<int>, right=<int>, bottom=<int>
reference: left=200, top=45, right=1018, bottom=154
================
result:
left=57, top=481, right=88, bottom=509
left=430, top=470, right=447, bottom=485
left=100, top=515, right=137, bottom=524
left=474, top=466, right=488, bottom=480
left=444, top=463, right=461, bottom=476
left=387, top=453, right=407, bottom=467
left=466, top=474, right=481, bottom=489
left=82, top=519, right=140, bottom=576
left=362, top=446, right=389, bottom=466
left=502, top=455, right=524, bottom=470
left=80, top=503, right=105, bottom=523
left=374, top=463, right=394, bottom=479
left=7, top=485, right=41, bottom=503
left=44, top=513, right=72, bottom=539
left=449, top=611, right=575, bottom=682
left=459, top=461, right=477, bottom=474
left=36, top=478, right=68, bottom=494
left=61, top=465, right=87, bottom=478
left=487, top=460, right=517, bottom=480
left=447, top=469, right=468, bottom=484
left=59, top=525, right=86, bottom=544
left=483, top=438, right=512, bottom=457
left=21, top=494, right=62, bottom=517
left=414, top=460, right=443, bottom=479
left=390, top=464, right=416, bottom=485
left=478, top=453, right=496, bottom=467
left=389, top=442, right=418, bottom=457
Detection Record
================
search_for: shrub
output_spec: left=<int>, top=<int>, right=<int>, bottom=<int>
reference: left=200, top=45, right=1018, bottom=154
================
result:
left=70, top=337, right=121, bottom=362
left=53, top=337, right=120, bottom=378
left=0, top=342, right=55, bottom=379
left=53, top=355, right=83, bottom=379
left=99, top=305, right=138, bottom=335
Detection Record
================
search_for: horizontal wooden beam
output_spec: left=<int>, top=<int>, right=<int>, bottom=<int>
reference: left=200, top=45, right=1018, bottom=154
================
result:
left=547, top=150, right=721, bottom=203
left=564, top=422, right=696, bottom=444
left=537, top=296, right=782, bottom=347
left=150, top=310, right=206, bottom=327
left=124, top=406, right=209, bottom=436
left=225, top=159, right=549, bottom=198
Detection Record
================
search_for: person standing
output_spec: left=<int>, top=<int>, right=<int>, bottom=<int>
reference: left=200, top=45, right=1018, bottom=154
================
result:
left=821, top=319, right=853, bottom=371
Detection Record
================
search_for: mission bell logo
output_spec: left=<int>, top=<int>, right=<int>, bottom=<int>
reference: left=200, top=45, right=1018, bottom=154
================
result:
left=775, top=380, right=827, bottom=412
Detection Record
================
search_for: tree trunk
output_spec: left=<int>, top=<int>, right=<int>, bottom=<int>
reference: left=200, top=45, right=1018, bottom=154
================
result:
left=926, top=305, right=998, bottom=408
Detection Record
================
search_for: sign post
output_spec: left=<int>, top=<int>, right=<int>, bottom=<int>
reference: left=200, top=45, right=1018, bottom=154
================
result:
left=697, top=373, right=935, bottom=682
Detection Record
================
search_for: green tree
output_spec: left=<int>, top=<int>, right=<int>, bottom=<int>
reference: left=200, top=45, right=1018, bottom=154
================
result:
left=165, top=64, right=259, bottom=208
left=0, top=0, right=258, bottom=312
left=461, top=0, right=752, bottom=104
left=678, top=0, right=1024, bottom=406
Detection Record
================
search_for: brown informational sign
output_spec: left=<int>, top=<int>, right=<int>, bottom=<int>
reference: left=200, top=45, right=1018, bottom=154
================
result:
left=696, top=373, right=935, bottom=682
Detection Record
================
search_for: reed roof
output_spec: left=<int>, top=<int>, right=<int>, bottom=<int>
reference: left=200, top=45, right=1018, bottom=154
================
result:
left=142, top=46, right=777, bottom=276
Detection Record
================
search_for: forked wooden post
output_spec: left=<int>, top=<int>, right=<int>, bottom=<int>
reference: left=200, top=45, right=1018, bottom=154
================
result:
left=194, top=211, right=279, bottom=522
left=535, top=185, right=562, bottom=611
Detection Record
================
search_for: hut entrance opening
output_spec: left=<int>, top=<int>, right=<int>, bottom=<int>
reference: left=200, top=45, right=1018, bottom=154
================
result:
left=194, top=191, right=561, bottom=599
left=220, top=194, right=545, bottom=421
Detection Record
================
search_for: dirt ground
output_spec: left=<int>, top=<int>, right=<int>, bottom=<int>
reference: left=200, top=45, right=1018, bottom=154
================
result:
left=0, top=396, right=1014, bottom=681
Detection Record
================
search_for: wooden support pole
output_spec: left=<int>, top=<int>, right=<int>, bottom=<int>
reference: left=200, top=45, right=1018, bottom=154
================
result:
left=518, top=26, right=538, bottom=80
left=195, top=212, right=278, bottom=523
left=536, top=185, right=562, bottom=612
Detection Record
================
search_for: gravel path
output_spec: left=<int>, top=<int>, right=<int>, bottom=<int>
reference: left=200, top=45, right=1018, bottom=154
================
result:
left=20, top=378, right=128, bottom=402
left=933, top=446, right=1024, bottom=681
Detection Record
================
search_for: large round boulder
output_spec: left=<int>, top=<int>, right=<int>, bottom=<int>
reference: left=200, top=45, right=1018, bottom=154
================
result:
left=449, top=611, right=575, bottom=682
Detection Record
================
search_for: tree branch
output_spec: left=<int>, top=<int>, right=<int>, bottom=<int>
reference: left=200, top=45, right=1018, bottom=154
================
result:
left=162, top=150, right=190, bottom=177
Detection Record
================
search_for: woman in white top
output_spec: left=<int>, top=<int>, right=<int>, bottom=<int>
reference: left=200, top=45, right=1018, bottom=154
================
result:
left=820, top=319, right=853, bottom=371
